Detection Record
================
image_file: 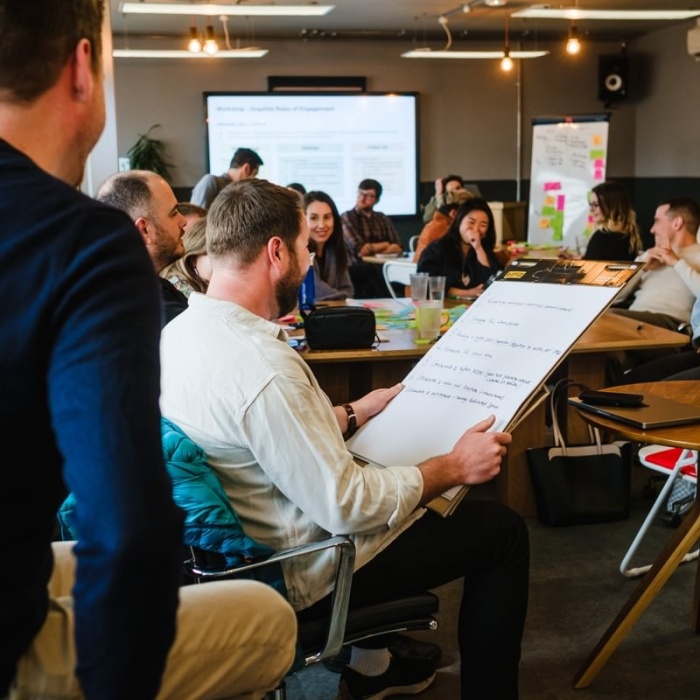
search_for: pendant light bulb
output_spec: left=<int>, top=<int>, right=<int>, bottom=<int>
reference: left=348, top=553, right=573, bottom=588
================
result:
left=188, top=26, right=202, bottom=53
left=566, top=25, right=581, bottom=55
left=501, top=49, right=513, bottom=71
left=203, top=24, right=219, bottom=55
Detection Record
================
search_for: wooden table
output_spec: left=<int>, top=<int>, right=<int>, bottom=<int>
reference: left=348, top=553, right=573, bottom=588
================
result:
left=572, top=381, right=700, bottom=689
left=299, top=304, right=689, bottom=516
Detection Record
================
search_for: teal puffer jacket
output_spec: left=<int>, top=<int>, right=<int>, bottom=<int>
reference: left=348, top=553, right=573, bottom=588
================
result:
left=58, top=418, right=285, bottom=596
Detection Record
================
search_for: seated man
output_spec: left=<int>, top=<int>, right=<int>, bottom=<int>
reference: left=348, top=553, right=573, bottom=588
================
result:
left=612, top=198, right=700, bottom=331
left=161, top=178, right=529, bottom=700
left=421, top=173, right=464, bottom=224
left=413, top=187, right=473, bottom=261
left=342, top=178, right=403, bottom=297
left=190, top=146, right=263, bottom=209
left=97, top=170, right=189, bottom=327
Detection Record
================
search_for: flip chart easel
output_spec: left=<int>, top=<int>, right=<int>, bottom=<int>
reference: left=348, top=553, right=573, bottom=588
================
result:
left=527, top=114, right=609, bottom=252
left=347, top=259, right=642, bottom=516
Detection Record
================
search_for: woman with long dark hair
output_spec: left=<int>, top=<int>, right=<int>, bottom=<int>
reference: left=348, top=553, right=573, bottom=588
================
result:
left=583, top=181, right=642, bottom=260
left=417, top=198, right=508, bottom=298
left=303, top=191, right=354, bottom=300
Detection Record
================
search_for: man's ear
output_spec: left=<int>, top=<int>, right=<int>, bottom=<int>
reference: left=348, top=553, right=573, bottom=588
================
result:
left=133, top=216, right=151, bottom=243
left=267, top=236, right=286, bottom=269
left=71, top=38, right=96, bottom=104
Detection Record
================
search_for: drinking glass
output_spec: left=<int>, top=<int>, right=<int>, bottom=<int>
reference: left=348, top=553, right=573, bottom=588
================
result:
left=428, top=275, right=446, bottom=302
left=409, top=272, right=429, bottom=305
left=415, top=299, right=443, bottom=340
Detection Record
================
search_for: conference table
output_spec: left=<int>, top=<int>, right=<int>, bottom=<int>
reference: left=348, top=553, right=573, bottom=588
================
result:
left=297, top=301, right=689, bottom=516
left=571, top=382, right=700, bottom=690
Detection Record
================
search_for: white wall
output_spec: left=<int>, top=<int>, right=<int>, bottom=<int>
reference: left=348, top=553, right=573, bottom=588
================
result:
left=110, top=29, right=698, bottom=189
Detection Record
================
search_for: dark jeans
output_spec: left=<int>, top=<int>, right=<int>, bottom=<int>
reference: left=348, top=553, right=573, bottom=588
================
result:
left=301, top=499, right=530, bottom=699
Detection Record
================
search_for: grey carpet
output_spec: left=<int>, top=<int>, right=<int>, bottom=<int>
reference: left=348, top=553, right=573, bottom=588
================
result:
left=286, top=461, right=700, bottom=698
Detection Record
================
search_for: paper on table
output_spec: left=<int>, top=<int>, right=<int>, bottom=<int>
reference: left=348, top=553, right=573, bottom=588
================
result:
left=347, top=280, right=621, bottom=470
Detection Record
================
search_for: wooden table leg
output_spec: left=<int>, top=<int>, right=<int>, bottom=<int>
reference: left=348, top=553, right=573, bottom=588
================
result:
left=573, top=498, right=700, bottom=688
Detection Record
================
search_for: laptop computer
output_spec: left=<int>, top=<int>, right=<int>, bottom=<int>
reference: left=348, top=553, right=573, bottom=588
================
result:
left=568, top=395, right=700, bottom=430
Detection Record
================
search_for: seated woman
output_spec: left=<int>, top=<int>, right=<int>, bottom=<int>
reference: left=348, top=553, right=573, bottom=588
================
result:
left=583, top=182, right=642, bottom=261
left=303, top=191, right=354, bottom=300
left=160, top=219, right=211, bottom=297
left=417, top=198, right=509, bottom=299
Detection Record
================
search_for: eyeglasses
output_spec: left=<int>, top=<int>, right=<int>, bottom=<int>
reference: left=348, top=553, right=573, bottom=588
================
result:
left=357, top=190, right=377, bottom=201
left=588, top=201, right=600, bottom=209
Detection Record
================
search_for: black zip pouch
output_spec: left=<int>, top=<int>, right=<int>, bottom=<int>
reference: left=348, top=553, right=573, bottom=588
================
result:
left=302, top=306, right=377, bottom=350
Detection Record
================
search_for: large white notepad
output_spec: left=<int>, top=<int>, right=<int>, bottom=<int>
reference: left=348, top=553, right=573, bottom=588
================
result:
left=347, top=260, right=642, bottom=510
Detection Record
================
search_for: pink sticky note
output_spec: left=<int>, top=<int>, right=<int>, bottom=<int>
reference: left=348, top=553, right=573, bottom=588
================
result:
left=557, top=195, right=565, bottom=210
left=594, top=159, right=605, bottom=168
left=544, top=182, right=562, bottom=191
left=594, top=169, right=604, bottom=180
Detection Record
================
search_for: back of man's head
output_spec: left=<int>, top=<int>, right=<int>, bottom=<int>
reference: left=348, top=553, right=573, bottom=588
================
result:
left=661, top=198, right=700, bottom=237
left=96, top=170, right=154, bottom=221
left=358, top=178, right=382, bottom=200
left=0, top=0, right=103, bottom=104
left=230, top=147, right=263, bottom=171
left=208, top=179, right=302, bottom=266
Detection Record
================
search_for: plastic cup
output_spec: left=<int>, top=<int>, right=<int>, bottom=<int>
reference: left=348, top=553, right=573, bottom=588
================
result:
left=409, top=273, right=429, bottom=304
left=416, top=299, right=443, bottom=340
left=428, top=275, right=446, bottom=302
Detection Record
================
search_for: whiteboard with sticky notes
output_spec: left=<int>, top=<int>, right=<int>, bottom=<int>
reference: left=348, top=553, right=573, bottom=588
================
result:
left=527, top=114, right=609, bottom=253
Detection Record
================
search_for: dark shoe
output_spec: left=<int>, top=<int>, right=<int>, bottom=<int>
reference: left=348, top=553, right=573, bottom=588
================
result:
left=388, top=634, right=442, bottom=665
left=337, top=657, right=436, bottom=699
left=324, top=634, right=442, bottom=673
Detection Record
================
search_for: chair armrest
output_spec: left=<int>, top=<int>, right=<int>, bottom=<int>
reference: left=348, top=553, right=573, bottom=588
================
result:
left=186, top=535, right=356, bottom=664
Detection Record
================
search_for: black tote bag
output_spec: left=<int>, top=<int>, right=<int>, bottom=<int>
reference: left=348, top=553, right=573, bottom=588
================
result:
left=527, top=379, right=631, bottom=526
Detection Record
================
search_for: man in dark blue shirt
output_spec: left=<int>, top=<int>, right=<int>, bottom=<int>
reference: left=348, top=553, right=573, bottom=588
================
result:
left=0, top=2, right=184, bottom=696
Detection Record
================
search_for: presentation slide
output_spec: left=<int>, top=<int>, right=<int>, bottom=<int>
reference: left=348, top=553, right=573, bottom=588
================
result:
left=204, top=92, right=419, bottom=216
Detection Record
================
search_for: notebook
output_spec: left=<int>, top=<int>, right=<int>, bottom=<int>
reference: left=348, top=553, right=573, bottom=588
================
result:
left=568, top=395, right=700, bottom=430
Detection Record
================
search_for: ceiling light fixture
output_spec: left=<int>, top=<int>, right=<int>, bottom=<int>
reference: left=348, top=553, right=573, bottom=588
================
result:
left=512, top=8, right=700, bottom=21
left=500, top=14, right=513, bottom=71
left=566, top=24, right=581, bottom=55
left=113, top=48, right=269, bottom=58
left=203, top=23, right=219, bottom=54
left=119, top=3, right=335, bottom=17
left=188, top=25, right=202, bottom=53
left=402, top=49, right=547, bottom=59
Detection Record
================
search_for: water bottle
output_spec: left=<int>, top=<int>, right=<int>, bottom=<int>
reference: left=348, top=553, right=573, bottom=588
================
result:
left=298, top=253, right=316, bottom=311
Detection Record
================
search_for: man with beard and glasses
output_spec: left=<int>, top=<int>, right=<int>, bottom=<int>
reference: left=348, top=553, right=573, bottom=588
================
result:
left=96, top=170, right=189, bottom=327
left=160, top=178, right=529, bottom=700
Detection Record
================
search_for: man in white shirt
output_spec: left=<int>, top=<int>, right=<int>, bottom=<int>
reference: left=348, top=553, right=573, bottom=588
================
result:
left=612, top=198, right=700, bottom=330
left=160, top=178, right=529, bottom=700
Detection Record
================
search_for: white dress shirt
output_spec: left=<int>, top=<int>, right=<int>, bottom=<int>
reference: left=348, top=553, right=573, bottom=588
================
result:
left=160, top=293, right=424, bottom=609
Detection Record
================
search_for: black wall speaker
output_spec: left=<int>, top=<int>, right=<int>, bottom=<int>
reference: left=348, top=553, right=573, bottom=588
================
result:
left=598, top=55, right=629, bottom=105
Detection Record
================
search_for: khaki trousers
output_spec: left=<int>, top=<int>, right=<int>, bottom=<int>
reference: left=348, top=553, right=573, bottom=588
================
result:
left=10, top=542, right=297, bottom=700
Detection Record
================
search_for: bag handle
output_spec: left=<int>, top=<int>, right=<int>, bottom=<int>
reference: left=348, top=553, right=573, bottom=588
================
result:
left=550, top=378, right=602, bottom=455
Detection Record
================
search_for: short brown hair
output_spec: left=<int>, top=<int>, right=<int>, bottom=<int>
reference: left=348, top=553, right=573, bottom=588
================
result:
left=0, top=0, right=104, bottom=104
left=661, top=198, right=700, bottom=236
left=207, top=179, right=303, bottom=266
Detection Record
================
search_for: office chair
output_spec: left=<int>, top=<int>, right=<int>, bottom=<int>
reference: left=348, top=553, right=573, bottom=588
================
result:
left=164, top=419, right=439, bottom=700
left=381, top=259, right=417, bottom=300
left=619, top=444, right=698, bottom=577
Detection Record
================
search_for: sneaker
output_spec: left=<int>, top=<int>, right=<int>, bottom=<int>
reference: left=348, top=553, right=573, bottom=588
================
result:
left=337, top=656, right=436, bottom=699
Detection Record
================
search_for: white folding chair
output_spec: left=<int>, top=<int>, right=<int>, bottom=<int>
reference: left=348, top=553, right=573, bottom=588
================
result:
left=620, top=445, right=698, bottom=577
left=408, top=235, right=419, bottom=253
left=381, top=259, right=417, bottom=300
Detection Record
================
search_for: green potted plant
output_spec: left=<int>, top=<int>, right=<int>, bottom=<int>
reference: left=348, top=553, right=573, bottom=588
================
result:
left=126, top=124, right=174, bottom=182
